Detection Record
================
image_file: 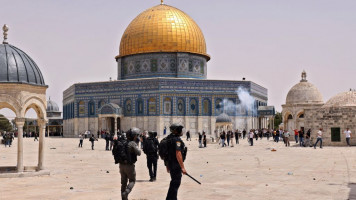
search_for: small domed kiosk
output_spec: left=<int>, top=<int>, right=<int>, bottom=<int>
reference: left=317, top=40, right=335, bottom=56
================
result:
left=215, top=113, right=233, bottom=138
left=0, top=25, right=48, bottom=176
left=282, top=71, right=324, bottom=134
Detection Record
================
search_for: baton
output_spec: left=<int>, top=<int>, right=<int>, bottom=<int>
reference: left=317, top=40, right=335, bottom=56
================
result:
left=186, top=173, right=201, bottom=185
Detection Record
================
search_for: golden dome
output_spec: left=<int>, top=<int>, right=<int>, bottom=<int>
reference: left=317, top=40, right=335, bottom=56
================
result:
left=116, top=4, right=210, bottom=60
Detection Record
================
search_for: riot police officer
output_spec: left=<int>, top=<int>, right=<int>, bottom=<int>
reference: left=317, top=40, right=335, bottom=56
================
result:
left=165, top=124, right=187, bottom=200
left=143, top=131, right=159, bottom=182
left=120, top=128, right=141, bottom=200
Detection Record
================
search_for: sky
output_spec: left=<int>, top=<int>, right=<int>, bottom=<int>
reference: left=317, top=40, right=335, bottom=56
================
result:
left=0, top=0, right=355, bottom=118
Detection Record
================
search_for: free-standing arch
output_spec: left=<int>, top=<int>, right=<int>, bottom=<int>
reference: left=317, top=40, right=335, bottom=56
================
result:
left=0, top=83, right=48, bottom=176
left=0, top=95, right=22, bottom=117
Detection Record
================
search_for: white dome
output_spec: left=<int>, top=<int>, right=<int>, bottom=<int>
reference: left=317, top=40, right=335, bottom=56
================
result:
left=323, top=91, right=356, bottom=108
left=286, top=71, right=323, bottom=105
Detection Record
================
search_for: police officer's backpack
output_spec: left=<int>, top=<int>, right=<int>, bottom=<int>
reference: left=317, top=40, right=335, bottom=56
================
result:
left=158, top=136, right=171, bottom=161
left=112, top=139, right=131, bottom=164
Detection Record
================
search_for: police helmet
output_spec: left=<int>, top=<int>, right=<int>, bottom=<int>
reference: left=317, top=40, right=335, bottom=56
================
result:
left=170, top=123, right=184, bottom=133
left=131, top=127, right=141, bottom=136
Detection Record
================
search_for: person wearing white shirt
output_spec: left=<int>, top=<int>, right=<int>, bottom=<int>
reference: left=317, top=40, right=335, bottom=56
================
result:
left=314, top=128, right=323, bottom=149
left=344, top=128, right=352, bottom=146
left=249, top=130, right=254, bottom=146
left=284, top=130, right=290, bottom=147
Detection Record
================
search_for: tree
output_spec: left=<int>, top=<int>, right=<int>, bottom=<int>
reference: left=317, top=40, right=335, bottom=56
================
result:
left=0, top=114, right=13, bottom=132
left=274, top=112, right=282, bottom=129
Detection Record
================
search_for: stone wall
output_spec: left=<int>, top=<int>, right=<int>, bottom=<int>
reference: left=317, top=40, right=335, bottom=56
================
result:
left=305, top=107, right=356, bottom=146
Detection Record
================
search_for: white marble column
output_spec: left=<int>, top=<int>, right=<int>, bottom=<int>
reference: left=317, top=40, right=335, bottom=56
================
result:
left=37, top=119, right=47, bottom=171
left=15, top=118, right=25, bottom=172
left=114, top=116, right=118, bottom=137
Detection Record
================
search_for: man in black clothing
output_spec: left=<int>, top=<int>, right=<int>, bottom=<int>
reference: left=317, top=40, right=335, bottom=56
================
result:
left=198, top=132, right=202, bottom=148
left=105, top=132, right=110, bottom=150
left=186, top=131, right=191, bottom=141
left=165, top=124, right=187, bottom=200
left=143, top=131, right=159, bottom=182
left=234, top=130, right=239, bottom=144
left=242, top=129, right=246, bottom=139
left=203, top=132, right=207, bottom=147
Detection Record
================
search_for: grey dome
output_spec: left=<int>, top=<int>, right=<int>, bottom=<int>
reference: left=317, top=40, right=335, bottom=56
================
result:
left=216, top=113, right=232, bottom=123
left=0, top=44, right=45, bottom=86
left=47, top=99, right=59, bottom=112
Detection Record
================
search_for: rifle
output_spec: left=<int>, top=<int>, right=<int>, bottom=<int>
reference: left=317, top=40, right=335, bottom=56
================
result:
left=186, top=173, right=201, bottom=185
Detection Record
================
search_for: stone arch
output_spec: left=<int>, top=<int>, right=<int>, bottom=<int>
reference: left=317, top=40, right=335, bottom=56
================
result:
left=282, top=110, right=295, bottom=133
left=0, top=94, right=21, bottom=117
left=296, top=110, right=305, bottom=118
left=21, top=96, right=47, bottom=119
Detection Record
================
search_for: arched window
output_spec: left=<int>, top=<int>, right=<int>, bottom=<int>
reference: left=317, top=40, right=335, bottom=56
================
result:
left=215, top=98, right=223, bottom=115
left=190, top=98, right=198, bottom=115
left=148, top=97, right=156, bottom=115
left=88, top=101, right=95, bottom=116
left=202, top=99, right=211, bottom=116
left=299, top=114, right=304, bottom=118
left=78, top=101, right=85, bottom=117
left=125, top=99, right=132, bottom=115
left=177, top=98, right=185, bottom=115
left=163, top=97, right=172, bottom=115
left=137, top=99, right=144, bottom=115
left=287, top=114, right=293, bottom=119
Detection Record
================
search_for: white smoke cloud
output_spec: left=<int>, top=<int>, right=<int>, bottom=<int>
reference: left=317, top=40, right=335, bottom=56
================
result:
left=218, top=87, right=257, bottom=130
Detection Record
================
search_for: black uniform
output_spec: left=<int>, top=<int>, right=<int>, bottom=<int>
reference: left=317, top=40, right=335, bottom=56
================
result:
left=143, top=136, right=159, bottom=181
left=166, top=134, right=185, bottom=200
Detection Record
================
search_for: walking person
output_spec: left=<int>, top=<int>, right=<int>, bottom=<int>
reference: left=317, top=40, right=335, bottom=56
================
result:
left=105, top=132, right=110, bottom=151
left=234, top=130, right=239, bottom=144
left=89, top=134, right=98, bottom=150
left=284, top=130, right=290, bottom=147
left=78, top=134, right=84, bottom=148
left=203, top=132, right=207, bottom=148
left=226, top=131, right=231, bottom=146
left=314, top=128, right=323, bottom=149
left=198, top=132, right=202, bottom=148
left=164, top=124, right=188, bottom=200
left=344, top=128, right=352, bottom=146
left=294, top=129, right=299, bottom=143
left=275, top=130, right=280, bottom=143
left=110, top=133, right=114, bottom=150
left=120, top=128, right=141, bottom=200
left=242, top=129, right=246, bottom=139
left=299, top=129, right=304, bottom=147
left=221, top=131, right=226, bottom=147
left=143, top=131, right=159, bottom=182
left=249, top=130, right=254, bottom=146
left=186, top=131, right=191, bottom=141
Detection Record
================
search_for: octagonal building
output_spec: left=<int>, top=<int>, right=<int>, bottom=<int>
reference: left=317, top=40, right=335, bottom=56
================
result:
left=62, top=3, right=269, bottom=137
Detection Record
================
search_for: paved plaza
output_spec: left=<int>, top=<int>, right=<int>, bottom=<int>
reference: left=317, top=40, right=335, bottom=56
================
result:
left=1, top=137, right=356, bottom=200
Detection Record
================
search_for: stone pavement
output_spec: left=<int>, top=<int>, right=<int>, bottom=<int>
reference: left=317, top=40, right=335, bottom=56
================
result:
left=1, top=137, right=356, bottom=200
